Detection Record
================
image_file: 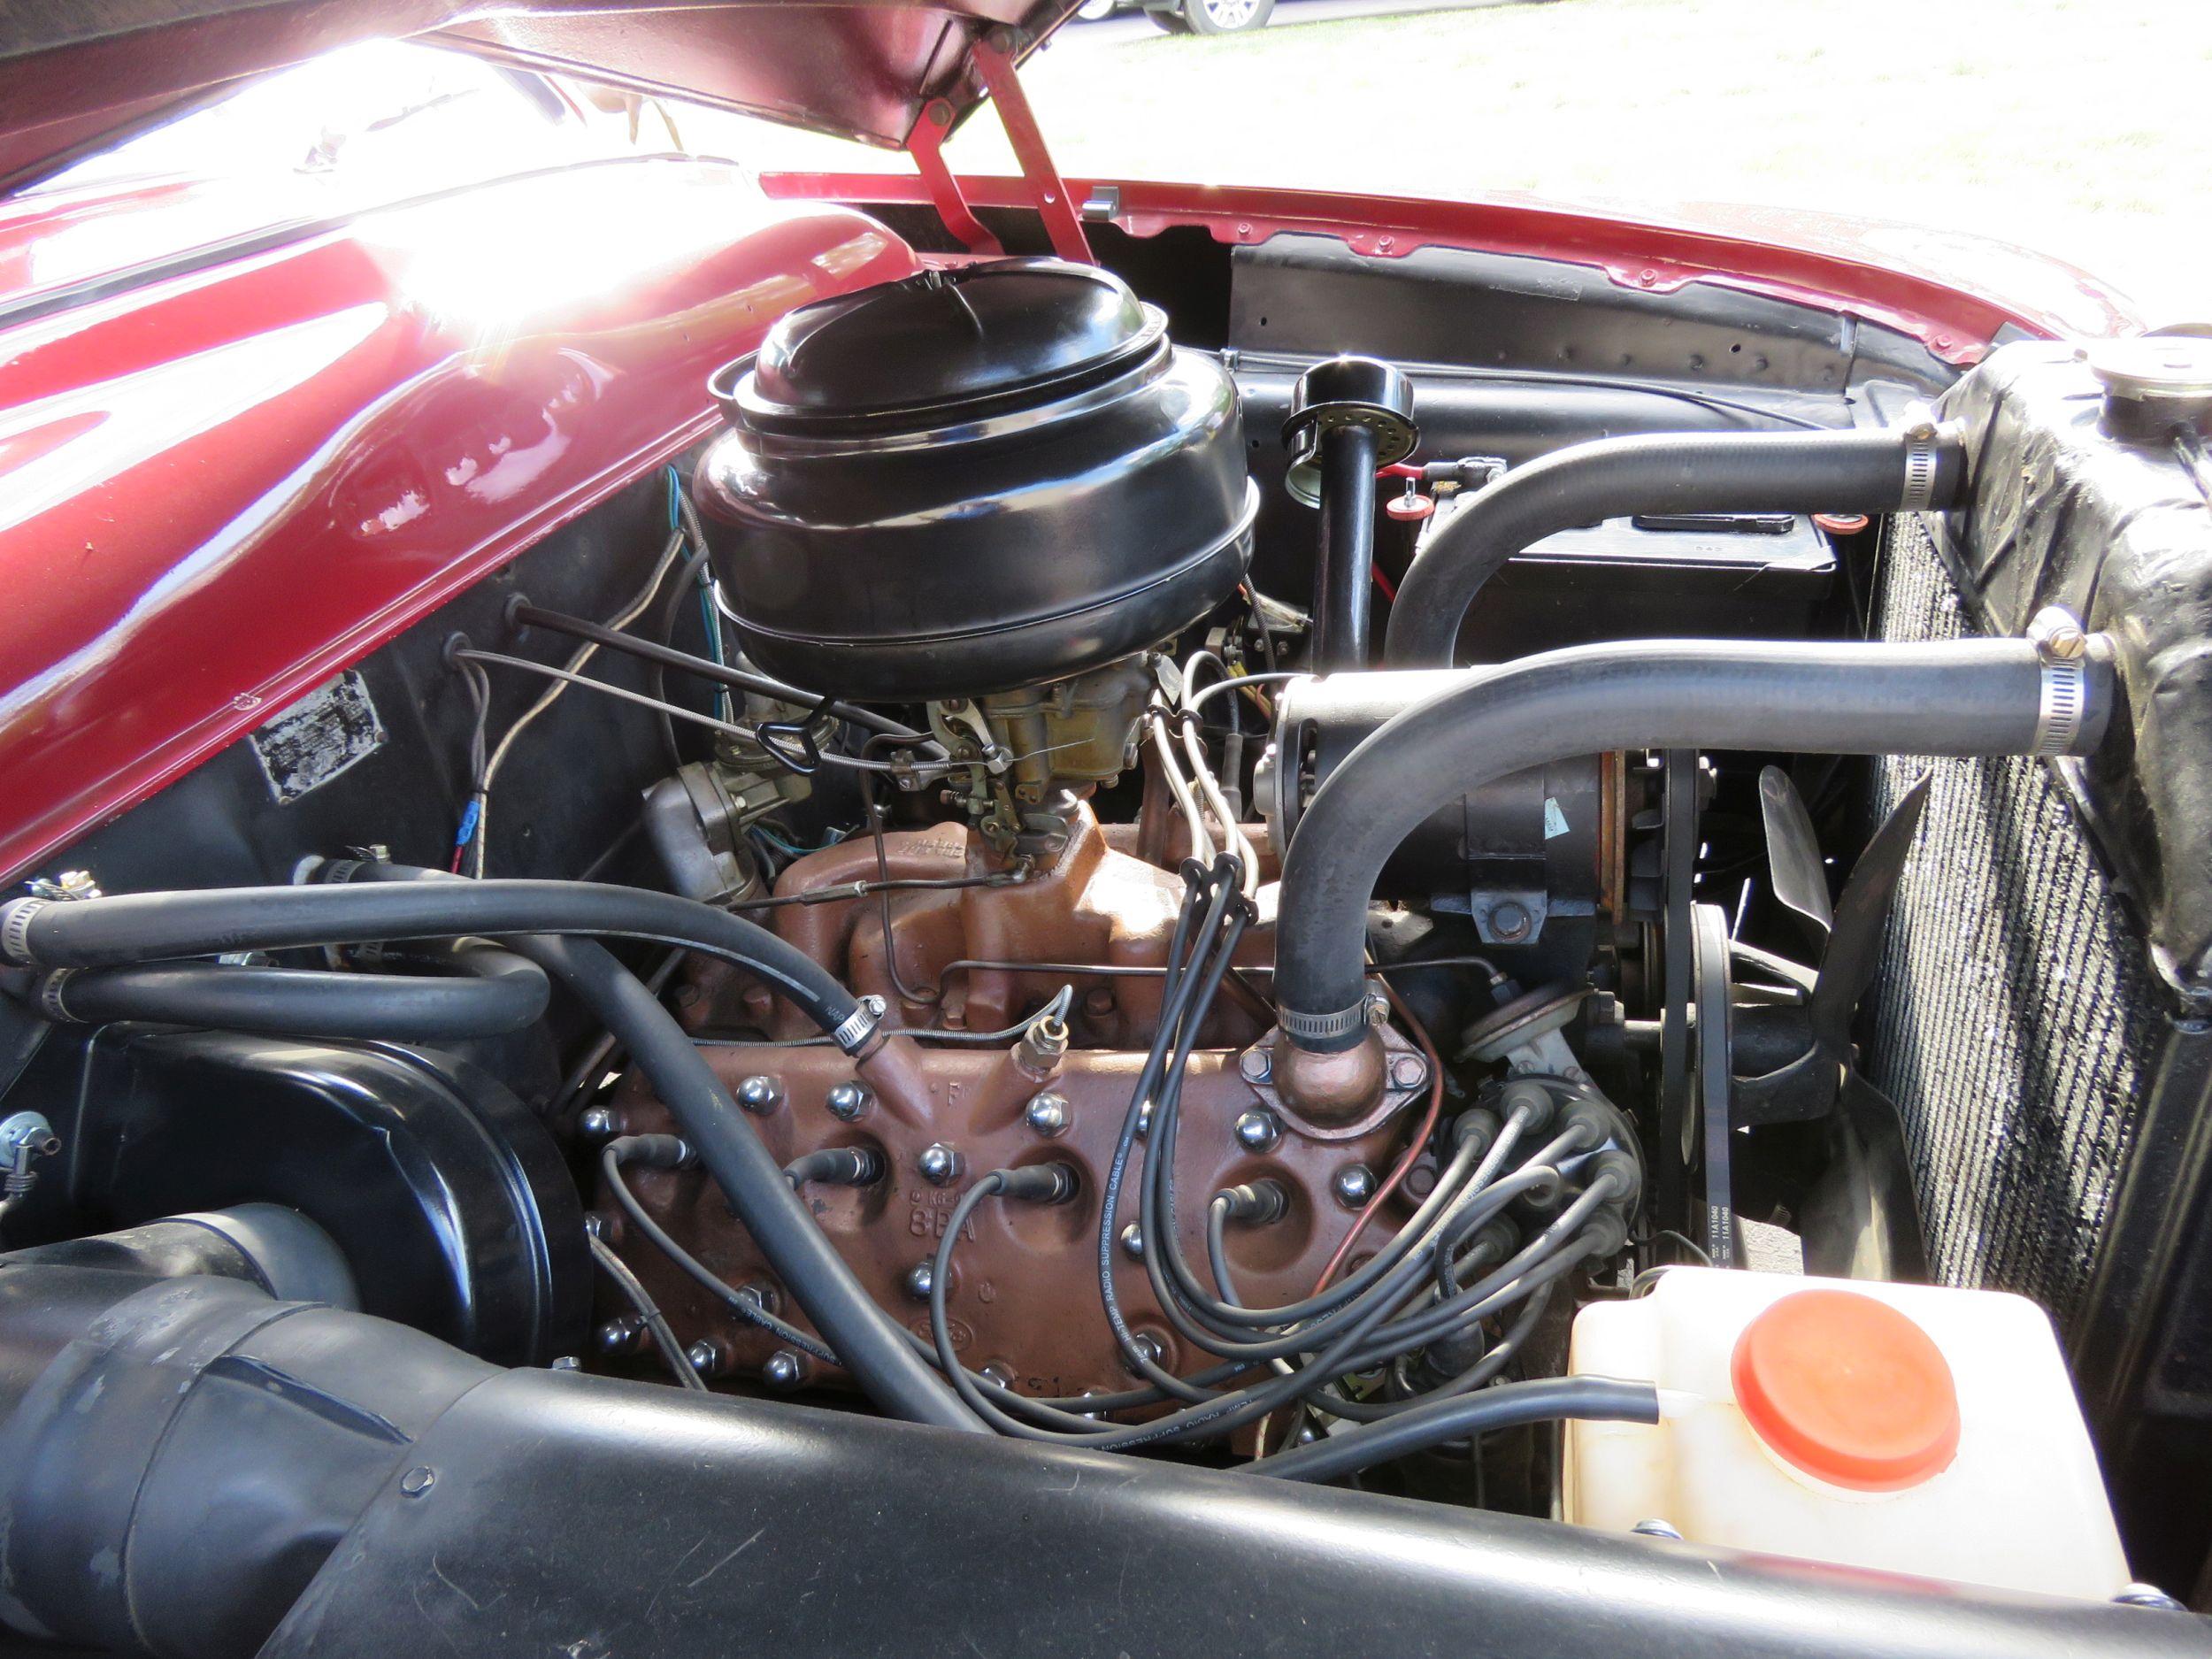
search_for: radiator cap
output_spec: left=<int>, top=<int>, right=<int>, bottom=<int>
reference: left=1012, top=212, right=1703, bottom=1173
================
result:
left=2085, top=334, right=2212, bottom=437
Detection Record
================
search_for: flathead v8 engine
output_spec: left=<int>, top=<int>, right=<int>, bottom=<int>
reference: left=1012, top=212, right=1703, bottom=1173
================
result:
left=0, top=241, right=2199, bottom=1659
left=611, top=261, right=1464, bottom=1402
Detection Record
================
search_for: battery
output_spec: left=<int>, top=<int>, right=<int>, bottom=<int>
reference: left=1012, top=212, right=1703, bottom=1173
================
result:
left=1426, top=507, right=1839, bottom=660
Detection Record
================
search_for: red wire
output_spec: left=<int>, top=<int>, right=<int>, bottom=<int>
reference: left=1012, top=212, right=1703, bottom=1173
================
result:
left=1311, top=979, right=1442, bottom=1294
left=1371, top=563, right=1398, bottom=603
left=1254, top=980, right=1444, bottom=1455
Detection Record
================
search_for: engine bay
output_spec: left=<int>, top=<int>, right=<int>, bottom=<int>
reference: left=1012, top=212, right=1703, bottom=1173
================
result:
left=4, top=210, right=2212, bottom=1656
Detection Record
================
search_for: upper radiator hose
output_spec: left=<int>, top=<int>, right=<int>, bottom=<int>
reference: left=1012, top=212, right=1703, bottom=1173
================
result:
left=1381, top=424, right=1966, bottom=665
left=1274, top=633, right=2114, bottom=1049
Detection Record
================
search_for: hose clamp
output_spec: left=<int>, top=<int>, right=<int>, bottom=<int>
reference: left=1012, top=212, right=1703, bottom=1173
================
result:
left=831, top=993, right=887, bottom=1055
left=0, top=898, right=45, bottom=966
left=1277, top=1001, right=1371, bottom=1047
left=2029, top=606, right=2093, bottom=757
left=1898, top=421, right=1944, bottom=512
left=35, top=970, right=77, bottom=1023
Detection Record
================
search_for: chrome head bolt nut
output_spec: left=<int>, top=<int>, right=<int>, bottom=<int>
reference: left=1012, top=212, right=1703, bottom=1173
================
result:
left=1025, top=1093, right=1071, bottom=1137
left=1234, top=1109, right=1282, bottom=1153
left=736, top=1075, right=783, bottom=1115
left=762, top=1350, right=805, bottom=1391
left=1332, top=1164, right=1377, bottom=1210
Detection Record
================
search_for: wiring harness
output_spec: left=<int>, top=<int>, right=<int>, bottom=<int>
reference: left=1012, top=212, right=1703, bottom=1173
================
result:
left=916, top=856, right=1647, bottom=1473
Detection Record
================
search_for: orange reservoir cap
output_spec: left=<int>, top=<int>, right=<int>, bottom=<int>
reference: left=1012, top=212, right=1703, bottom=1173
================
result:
left=1730, top=1288, right=1962, bottom=1492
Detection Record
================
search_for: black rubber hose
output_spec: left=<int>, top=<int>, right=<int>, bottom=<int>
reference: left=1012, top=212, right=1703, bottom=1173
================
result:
left=0, top=877, right=862, bottom=1047
left=0, top=867, right=969, bottom=1431
left=322, top=865, right=969, bottom=1432
left=511, top=933, right=981, bottom=1433
left=1382, top=426, right=1967, bottom=665
left=33, top=943, right=549, bottom=1041
left=1251, top=1376, right=1660, bottom=1482
left=1274, top=636, right=2110, bottom=1046
left=552, top=949, right=682, bottom=1118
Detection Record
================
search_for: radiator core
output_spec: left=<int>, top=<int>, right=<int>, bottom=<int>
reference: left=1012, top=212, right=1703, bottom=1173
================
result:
left=1866, top=514, right=2161, bottom=1336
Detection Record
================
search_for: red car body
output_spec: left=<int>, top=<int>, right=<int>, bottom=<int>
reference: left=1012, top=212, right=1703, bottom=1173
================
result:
left=0, top=0, right=2139, bottom=887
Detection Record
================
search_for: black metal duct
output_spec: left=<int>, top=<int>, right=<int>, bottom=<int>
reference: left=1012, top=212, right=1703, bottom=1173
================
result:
left=0, top=1264, right=2204, bottom=1659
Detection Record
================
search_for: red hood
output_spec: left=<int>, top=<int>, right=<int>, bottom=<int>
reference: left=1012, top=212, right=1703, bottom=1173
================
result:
left=0, top=0, right=1076, bottom=193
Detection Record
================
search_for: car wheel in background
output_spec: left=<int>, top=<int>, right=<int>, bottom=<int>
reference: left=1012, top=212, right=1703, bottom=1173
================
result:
left=1077, top=0, right=1118, bottom=19
left=1181, top=0, right=1273, bottom=34
left=1146, top=6, right=1190, bottom=30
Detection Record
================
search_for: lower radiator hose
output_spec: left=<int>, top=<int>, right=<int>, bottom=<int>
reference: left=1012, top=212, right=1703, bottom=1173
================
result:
left=326, top=860, right=979, bottom=1435
left=0, top=866, right=976, bottom=1435
left=506, top=930, right=978, bottom=1433
left=0, top=1265, right=2200, bottom=1659
left=1381, top=425, right=1967, bottom=665
left=1273, top=635, right=2114, bottom=1048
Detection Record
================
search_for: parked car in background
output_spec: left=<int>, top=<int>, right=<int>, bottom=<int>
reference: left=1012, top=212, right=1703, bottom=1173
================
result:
left=1078, top=0, right=1277, bottom=35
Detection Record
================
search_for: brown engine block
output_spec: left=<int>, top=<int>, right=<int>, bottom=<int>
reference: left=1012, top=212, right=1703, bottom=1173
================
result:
left=593, top=804, right=1429, bottom=1402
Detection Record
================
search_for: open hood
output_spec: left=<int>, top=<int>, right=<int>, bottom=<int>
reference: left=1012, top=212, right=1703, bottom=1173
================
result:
left=0, top=0, right=1079, bottom=193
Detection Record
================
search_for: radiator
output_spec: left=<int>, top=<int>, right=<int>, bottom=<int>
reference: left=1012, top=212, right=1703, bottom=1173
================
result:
left=1866, top=514, right=2162, bottom=1337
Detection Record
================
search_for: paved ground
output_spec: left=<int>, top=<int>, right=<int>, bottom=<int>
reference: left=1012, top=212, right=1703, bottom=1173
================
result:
left=1070, top=0, right=1524, bottom=44
left=739, top=0, right=2205, bottom=327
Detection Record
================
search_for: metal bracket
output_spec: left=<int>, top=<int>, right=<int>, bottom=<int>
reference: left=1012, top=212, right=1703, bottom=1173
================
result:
left=1449, top=887, right=1548, bottom=946
left=970, top=29, right=1094, bottom=264
left=907, top=98, right=1002, bottom=257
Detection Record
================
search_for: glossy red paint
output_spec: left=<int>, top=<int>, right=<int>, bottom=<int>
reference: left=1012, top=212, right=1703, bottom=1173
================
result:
left=0, top=156, right=919, bottom=885
left=966, top=33, right=1092, bottom=265
left=0, top=0, right=1082, bottom=192
left=908, top=101, right=1003, bottom=257
left=757, top=171, right=2139, bottom=363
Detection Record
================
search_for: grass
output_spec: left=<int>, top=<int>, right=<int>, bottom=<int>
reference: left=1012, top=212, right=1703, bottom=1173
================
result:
left=732, top=0, right=2210, bottom=326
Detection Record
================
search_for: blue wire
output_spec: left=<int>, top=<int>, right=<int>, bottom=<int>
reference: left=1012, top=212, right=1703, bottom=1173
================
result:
left=697, top=583, right=733, bottom=724
left=751, top=823, right=849, bottom=858
left=668, top=465, right=734, bottom=723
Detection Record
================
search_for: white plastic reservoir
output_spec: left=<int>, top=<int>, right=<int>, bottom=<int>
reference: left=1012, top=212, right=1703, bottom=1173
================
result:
left=1564, top=1267, right=2131, bottom=1599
